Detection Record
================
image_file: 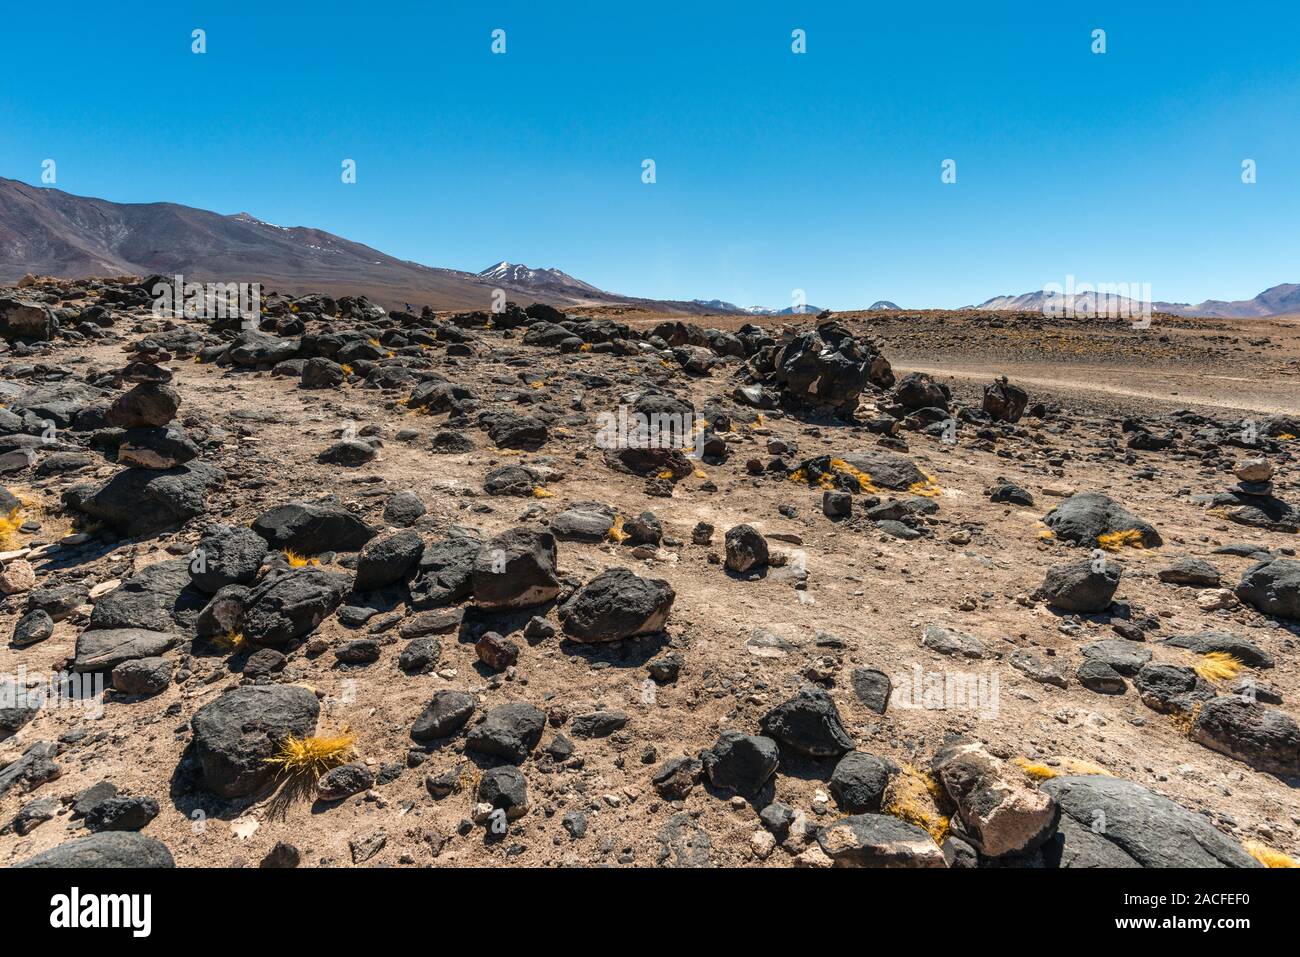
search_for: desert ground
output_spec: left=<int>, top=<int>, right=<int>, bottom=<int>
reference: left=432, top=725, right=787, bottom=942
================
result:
left=1, top=281, right=1297, bottom=868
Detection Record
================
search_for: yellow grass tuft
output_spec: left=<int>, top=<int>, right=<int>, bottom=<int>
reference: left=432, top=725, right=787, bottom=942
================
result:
left=1195, top=651, right=1243, bottom=684
left=578, top=343, right=592, bottom=352
left=606, top=514, right=629, bottom=543
left=882, top=765, right=949, bottom=843
left=908, top=474, right=943, bottom=497
left=283, top=549, right=320, bottom=568
left=213, top=629, right=247, bottom=653
left=1013, top=758, right=1058, bottom=780
left=1245, top=841, right=1298, bottom=868
left=265, top=728, right=356, bottom=779
left=340, top=364, right=354, bottom=376
left=1097, top=529, right=1146, bottom=552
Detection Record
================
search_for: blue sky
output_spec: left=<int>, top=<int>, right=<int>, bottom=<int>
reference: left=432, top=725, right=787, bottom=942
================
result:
left=2, top=1, right=1297, bottom=309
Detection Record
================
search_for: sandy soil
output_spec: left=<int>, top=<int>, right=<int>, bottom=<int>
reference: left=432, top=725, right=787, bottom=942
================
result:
left=1, top=299, right=1297, bottom=868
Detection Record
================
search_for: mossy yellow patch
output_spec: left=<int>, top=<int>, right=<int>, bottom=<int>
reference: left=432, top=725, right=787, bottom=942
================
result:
left=606, top=514, right=629, bottom=544
left=882, top=765, right=949, bottom=843
left=655, top=469, right=676, bottom=480
left=578, top=343, right=592, bottom=352
left=531, top=486, right=554, bottom=498
left=265, top=729, right=356, bottom=779
left=1244, top=841, right=1298, bottom=868
left=530, top=380, right=545, bottom=389
left=0, top=507, right=24, bottom=549
left=283, top=549, right=320, bottom=568
left=1013, top=758, right=1058, bottom=780
left=1195, top=651, right=1243, bottom=684
left=1278, top=433, right=1296, bottom=441
left=1169, top=701, right=1204, bottom=736
left=1096, top=529, right=1146, bottom=552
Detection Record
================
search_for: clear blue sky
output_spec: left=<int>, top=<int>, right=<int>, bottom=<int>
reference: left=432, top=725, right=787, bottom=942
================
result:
left=2, top=1, right=1297, bottom=309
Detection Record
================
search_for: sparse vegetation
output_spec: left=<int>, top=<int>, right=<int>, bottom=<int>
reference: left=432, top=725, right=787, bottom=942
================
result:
left=265, top=728, right=357, bottom=779
left=1195, top=651, right=1243, bottom=684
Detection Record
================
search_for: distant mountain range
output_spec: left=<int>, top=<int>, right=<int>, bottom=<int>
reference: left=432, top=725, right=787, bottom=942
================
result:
left=973, top=285, right=1300, bottom=319
left=689, top=299, right=827, bottom=316
left=3, top=177, right=1296, bottom=319
left=0, top=178, right=729, bottom=315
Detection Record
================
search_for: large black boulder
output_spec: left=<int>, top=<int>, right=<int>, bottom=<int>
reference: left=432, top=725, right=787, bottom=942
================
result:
left=251, top=497, right=376, bottom=554
left=190, top=685, right=320, bottom=798
left=63, top=461, right=225, bottom=537
left=17, top=832, right=175, bottom=868
left=1039, top=775, right=1260, bottom=868
left=558, top=567, right=674, bottom=642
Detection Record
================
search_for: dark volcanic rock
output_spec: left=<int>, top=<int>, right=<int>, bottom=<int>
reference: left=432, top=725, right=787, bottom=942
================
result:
left=354, top=530, right=423, bottom=591
left=771, top=321, right=893, bottom=418
left=240, top=567, right=351, bottom=647
left=558, top=567, right=675, bottom=642
left=1190, top=695, right=1300, bottom=776
left=817, top=813, right=946, bottom=867
left=1236, top=558, right=1300, bottom=620
left=189, top=524, right=269, bottom=594
left=408, top=535, right=480, bottom=608
left=63, top=461, right=224, bottom=537
left=724, top=524, right=769, bottom=573
left=1038, top=557, right=1122, bottom=613
left=411, top=690, right=477, bottom=741
left=1042, top=492, right=1162, bottom=549
left=1161, top=630, right=1273, bottom=669
left=252, top=497, right=376, bottom=554
left=472, top=528, right=561, bottom=611
left=982, top=376, right=1029, bottom=423
left=759, top=686, right=854, bottom=757
left=84, top=795, right=160, bottom=832
left=1039, top=775, right=1259, bottom=868
left=701, top=731, right=779, bottom=796
left=190, top=685, right=320, bottom=798
left=17, top=832, right=175, bottom=869
left=110, top=656, right=173, bottom=696
left=830, top=751, right=897, bottom=813
left=465, top=702, right=546, bottom=764
left=74, top=628, right=176, bottom=674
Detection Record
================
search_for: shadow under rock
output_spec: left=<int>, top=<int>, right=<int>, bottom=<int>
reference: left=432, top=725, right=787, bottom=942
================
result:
left=558, top=630, right=671, bottom=669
